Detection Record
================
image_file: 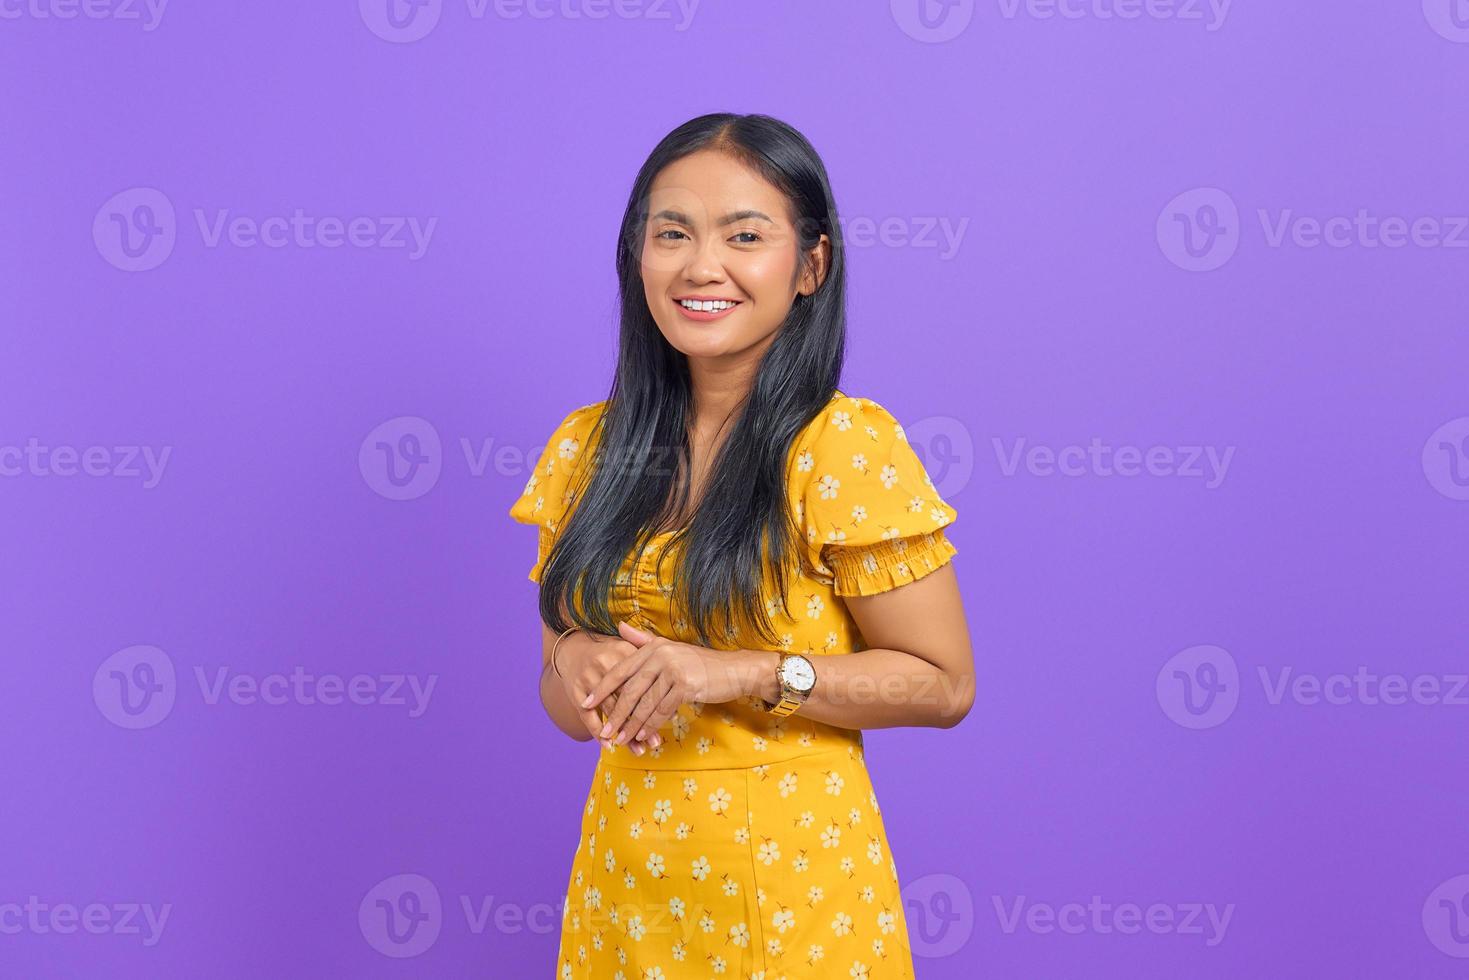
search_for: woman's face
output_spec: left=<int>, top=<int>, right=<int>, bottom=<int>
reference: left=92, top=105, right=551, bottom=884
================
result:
left=639, top=149, right=828, bottom=363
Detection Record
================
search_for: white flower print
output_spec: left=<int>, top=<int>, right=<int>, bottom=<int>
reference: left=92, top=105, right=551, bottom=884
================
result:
left=771, top=906, right=796, bottom=932
left=877, top=908, right=897, bottom=934
left=867, top=837, right=883, bottom=864
left=691, top=856, right=711, bottom=881
left=807, top=885, right=824, bottom=906
left=625, top=915, right=645, bottom=940
left=708, top=787, right=731, bottom=815
left=652, top=799, right=672, bottom=823
left=850, top=961, right=870, bottom=979
left=879, top=463, right=900, bottom=489
left=825, top=770, right=845, bottom=795
left=645, top=852, right=665, bottom=878
left=806, top=594, right=826, bottom=619
left=728, top=922, right=751, bottom=947
left=831, top=409, right=854, bottom=432
left=807, top=944, right=825, bottom=965
left=615, top=782, right=630, bottom=808
left=721, top=876, right=739, bottom=896
left=821, top=824, right=842, bottom=849
left=779, top=772, right=798, bottom=797
left=816, top=474, right=840, bottom=500
left=757, top=838, right=781, bottom=865
left=831, top=911, right=853, bottom=936
left=792, top=850, right=810, bottom=872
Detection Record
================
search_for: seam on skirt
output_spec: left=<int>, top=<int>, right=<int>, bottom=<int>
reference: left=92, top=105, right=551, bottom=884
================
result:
left=741, top=767, right=769, bottom=971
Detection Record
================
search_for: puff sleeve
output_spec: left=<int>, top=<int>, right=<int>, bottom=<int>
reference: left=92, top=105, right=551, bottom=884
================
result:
left=507, top=400, right=606, bottom=583
left=794, top=396, right=959, bottom=597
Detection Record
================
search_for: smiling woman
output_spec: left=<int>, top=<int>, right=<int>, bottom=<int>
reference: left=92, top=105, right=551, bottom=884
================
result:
left=507, top=112, right=974, bottom=980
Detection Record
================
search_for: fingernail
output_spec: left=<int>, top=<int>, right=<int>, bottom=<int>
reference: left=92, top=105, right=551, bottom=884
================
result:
left=631, top=742, right=643, bottom=755
left=581, top=694, right=594, bottom=708
left=599, top=722, right=611, bottom=738
left=615, top=730, right=627, bottom=745
left=636, top=728, right=647, bottom=741
left=649, top=734, right=661, bottom=748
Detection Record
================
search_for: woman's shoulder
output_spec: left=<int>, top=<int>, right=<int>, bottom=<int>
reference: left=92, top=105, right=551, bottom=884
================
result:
left=792, top=389, right=910, bottom=456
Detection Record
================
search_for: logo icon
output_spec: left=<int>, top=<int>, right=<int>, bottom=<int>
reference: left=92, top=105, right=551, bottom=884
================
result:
left=1422, top=417, right=1469, bottom=501
left=900, top=872, right=974, bottom=957
left=93, top=645, right=177, bottom=729
left=360, top=0, right=443, bottom=43
left=1423, top=0, right=1469, bottom=42
left=1157, top=187, right=1240, bottom=272
left=360, top=873, right=443, bottom=957
left=93, top=187, right=176, bottom=272
left=891, top=0, right=975, bottom=43
left=1156, top=644, right=1239, bottom=729
left=359, top=416, right=443, bottom=500
left=1424, top=874, right=1469, bottom=957
left=905, top=415, right=974, bottom=501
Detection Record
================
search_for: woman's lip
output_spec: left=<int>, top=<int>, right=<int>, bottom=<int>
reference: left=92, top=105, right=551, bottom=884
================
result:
left=675, top=300, right=742, bottom=322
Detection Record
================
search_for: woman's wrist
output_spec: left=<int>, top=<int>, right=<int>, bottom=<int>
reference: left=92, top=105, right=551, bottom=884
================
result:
left=734, top=648, right=782, bottom=703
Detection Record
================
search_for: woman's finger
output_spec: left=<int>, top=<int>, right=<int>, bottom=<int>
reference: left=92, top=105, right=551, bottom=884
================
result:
left=634, top=686, right=684, bottom=742
left=580, top=645, right=649, bottom=712
left=601, top=665, right=661, bottom=742
left=612, top=672, right=672, bottom=745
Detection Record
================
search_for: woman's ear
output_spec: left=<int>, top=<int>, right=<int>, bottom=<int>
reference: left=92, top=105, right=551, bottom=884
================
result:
left=797, top=233, right=831, bottom=297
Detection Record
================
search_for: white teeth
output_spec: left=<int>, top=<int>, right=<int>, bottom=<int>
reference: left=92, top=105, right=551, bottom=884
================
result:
left=679, top=299, right=737, bottom=312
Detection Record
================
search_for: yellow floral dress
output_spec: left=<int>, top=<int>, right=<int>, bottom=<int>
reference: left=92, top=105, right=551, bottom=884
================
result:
left=508, top=391, right=959, bottom=980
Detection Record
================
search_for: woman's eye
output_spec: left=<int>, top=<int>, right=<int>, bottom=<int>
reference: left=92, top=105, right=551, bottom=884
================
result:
left=731, top=231, right=761, bottom=243
left=654, top=229, right=688, bottom=242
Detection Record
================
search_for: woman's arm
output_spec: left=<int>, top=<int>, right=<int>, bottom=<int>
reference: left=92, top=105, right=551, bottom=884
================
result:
left=589, top=565, right=975, bottom=744
left=539, top=620, right=598, bottom=741
left=538, top=622, right=659, bottom=752
left=743, top=563, right=974, bottom=730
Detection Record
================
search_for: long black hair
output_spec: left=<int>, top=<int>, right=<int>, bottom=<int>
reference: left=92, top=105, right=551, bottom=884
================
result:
left=538, top=112, right=848, bottom=650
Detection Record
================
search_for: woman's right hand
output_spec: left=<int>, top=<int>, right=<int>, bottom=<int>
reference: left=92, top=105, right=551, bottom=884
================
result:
left=557, top=629, right=661, bottom=755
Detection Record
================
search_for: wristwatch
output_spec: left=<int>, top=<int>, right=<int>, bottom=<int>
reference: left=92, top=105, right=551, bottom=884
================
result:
left=765, top=653, right=817, bottom=716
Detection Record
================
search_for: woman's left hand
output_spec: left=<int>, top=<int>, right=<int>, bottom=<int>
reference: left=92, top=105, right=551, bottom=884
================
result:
left=580, top=621, right=750, bottom=745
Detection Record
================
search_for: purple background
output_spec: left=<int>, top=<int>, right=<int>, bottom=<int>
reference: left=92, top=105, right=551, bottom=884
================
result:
left=3, top=1, right=1468, bottom=977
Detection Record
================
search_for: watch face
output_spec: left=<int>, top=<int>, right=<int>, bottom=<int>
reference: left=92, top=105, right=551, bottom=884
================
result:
left=781, top=656, right=816, bottom=693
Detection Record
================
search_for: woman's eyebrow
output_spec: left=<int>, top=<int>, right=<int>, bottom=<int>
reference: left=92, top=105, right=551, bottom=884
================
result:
left=652, top=208, right=776, bottom=226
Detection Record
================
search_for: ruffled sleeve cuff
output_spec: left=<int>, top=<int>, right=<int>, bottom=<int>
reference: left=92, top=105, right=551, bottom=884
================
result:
left=824, top=528, right=958, bottom=598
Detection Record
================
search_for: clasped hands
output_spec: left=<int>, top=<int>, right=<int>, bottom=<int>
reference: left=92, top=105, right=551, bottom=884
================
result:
left=556, top=621, right=753, bottom=755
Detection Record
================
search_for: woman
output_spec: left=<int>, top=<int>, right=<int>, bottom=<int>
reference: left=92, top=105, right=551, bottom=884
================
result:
left=508, top=112, right=975, bottom=979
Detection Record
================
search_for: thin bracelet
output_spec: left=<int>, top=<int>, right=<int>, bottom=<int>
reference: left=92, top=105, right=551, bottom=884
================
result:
left=550, top=626, right=581, bottom=679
